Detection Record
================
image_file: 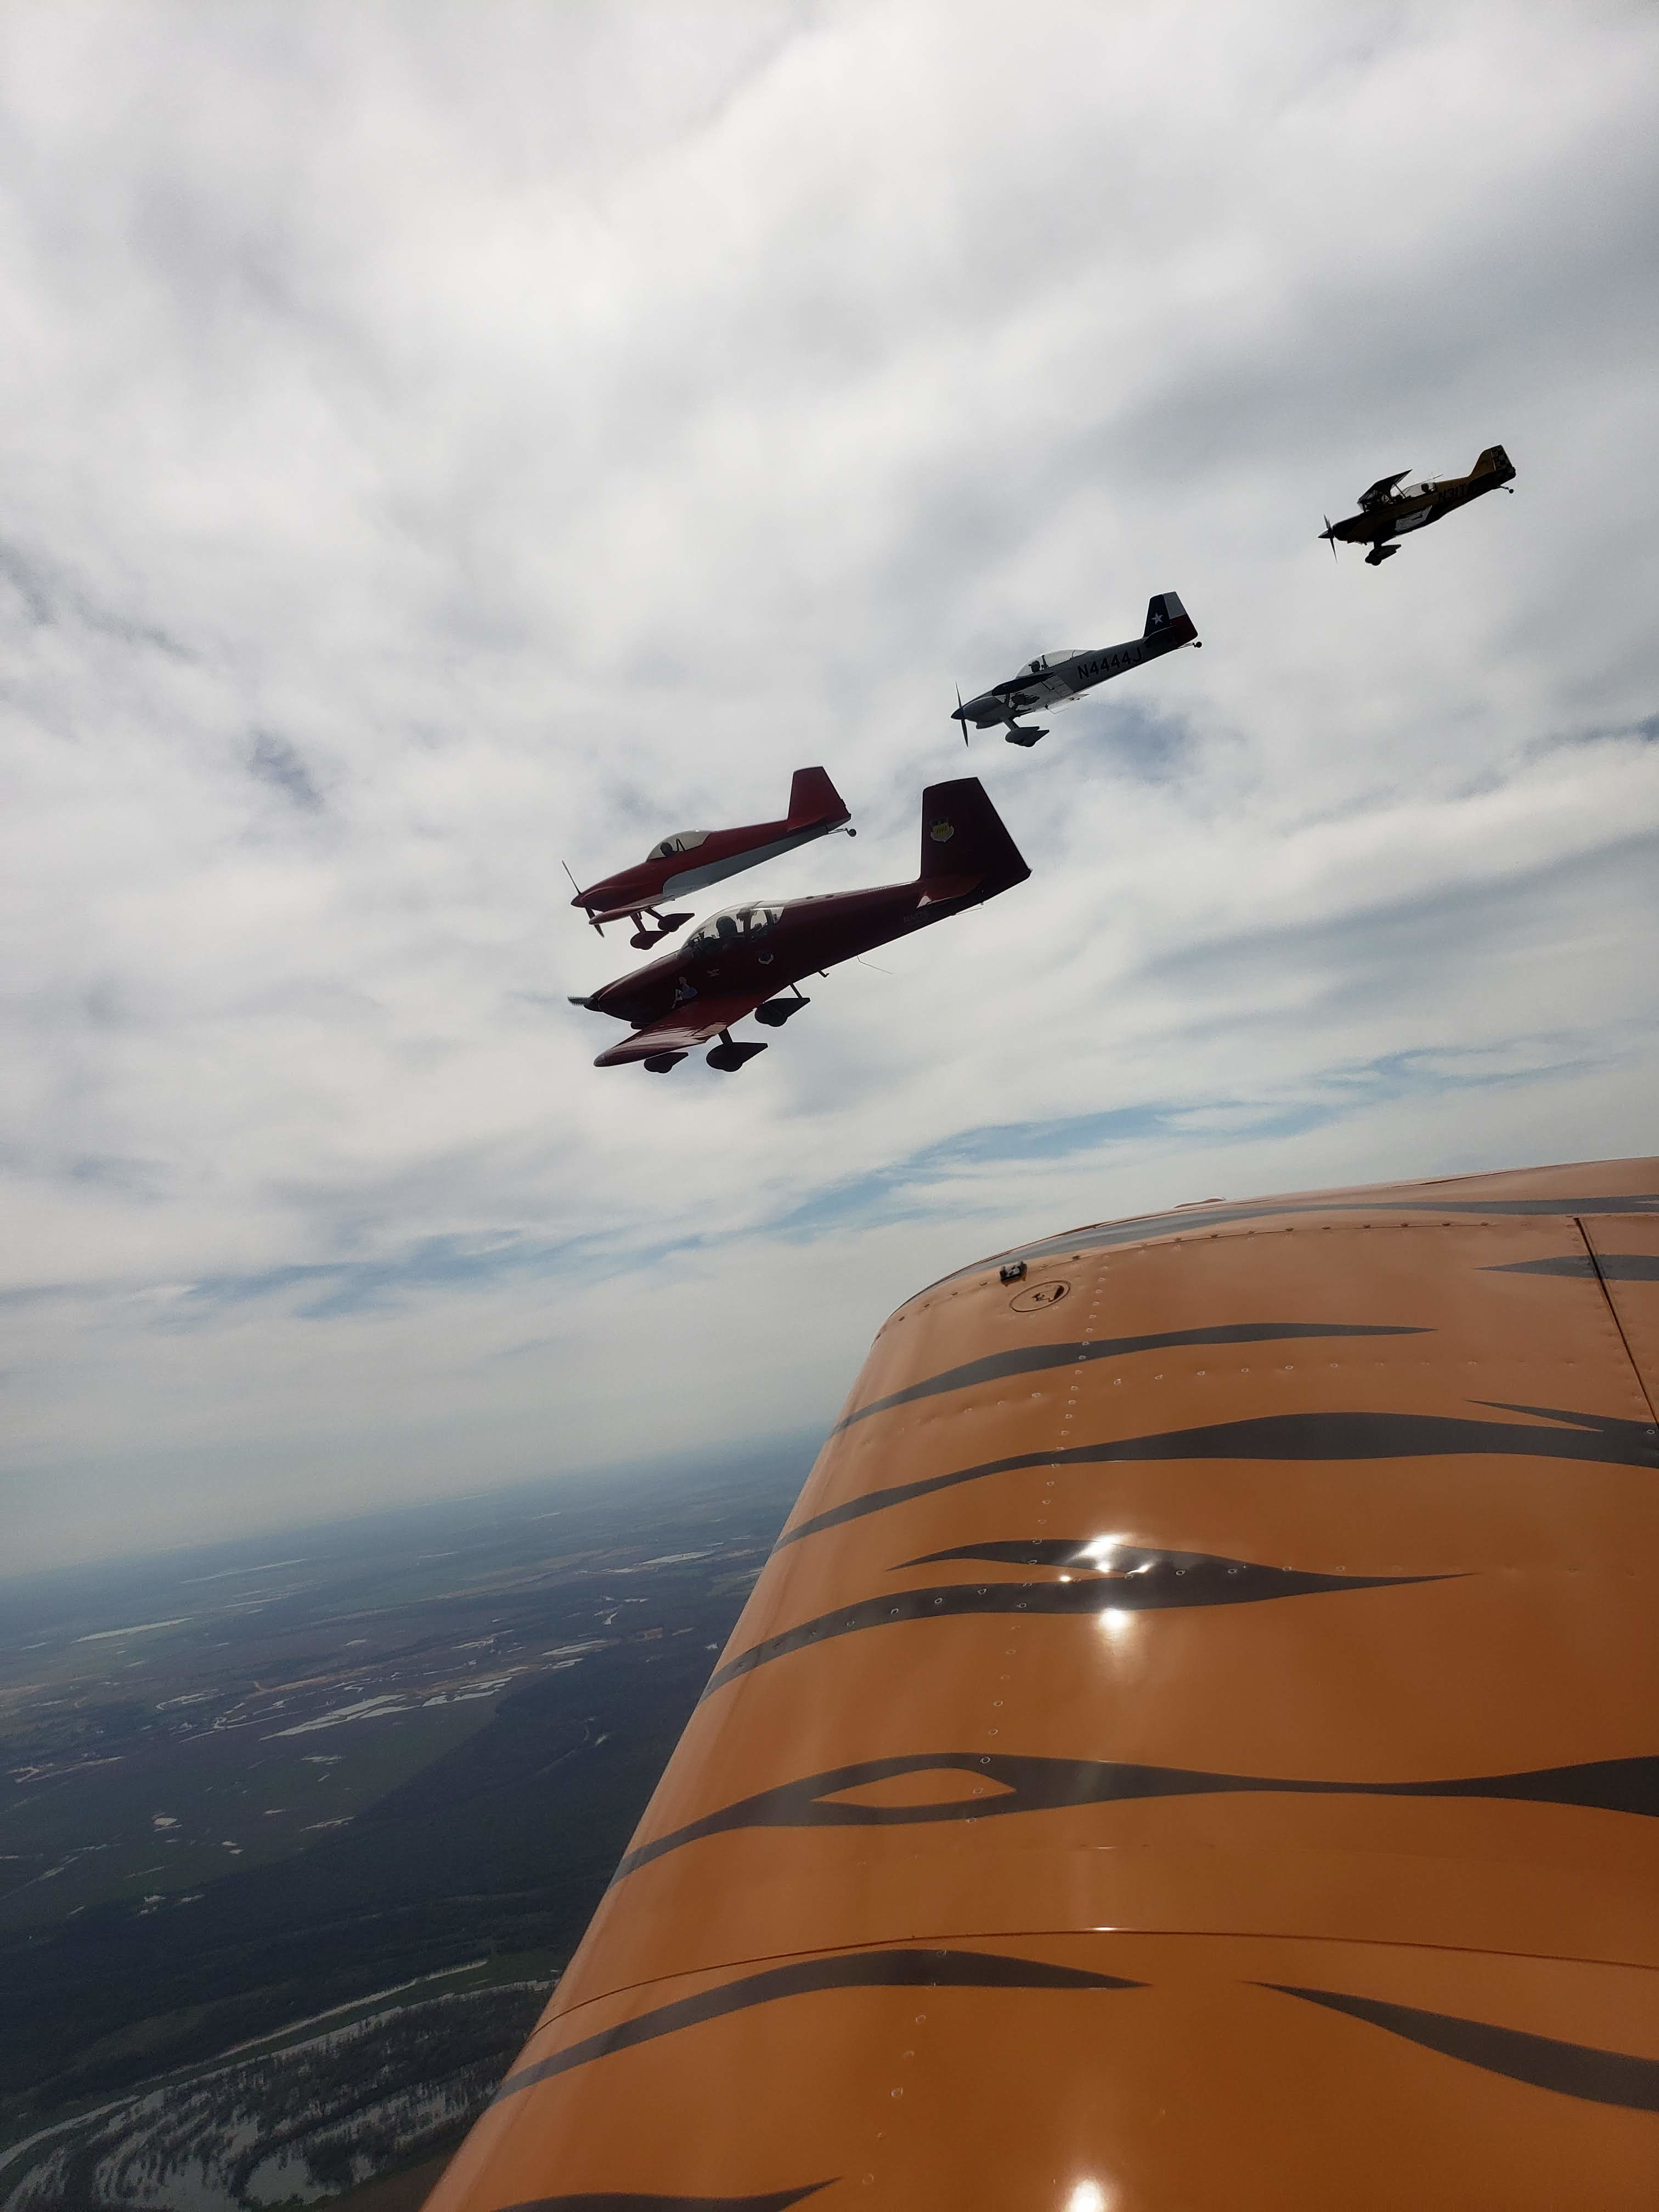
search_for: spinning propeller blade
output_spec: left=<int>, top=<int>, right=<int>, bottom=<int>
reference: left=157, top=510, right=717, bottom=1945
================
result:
left=562, top=858, right=601, bottom=932
left=956, top=685, right=968, bottom=747
left=1323, top=516, right=1337, bottom=564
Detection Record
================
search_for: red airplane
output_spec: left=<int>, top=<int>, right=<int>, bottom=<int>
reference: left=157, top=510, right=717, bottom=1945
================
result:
left=568, top=766, right=853, bottom=950
left=569, top=777, right=1029, bottom=1071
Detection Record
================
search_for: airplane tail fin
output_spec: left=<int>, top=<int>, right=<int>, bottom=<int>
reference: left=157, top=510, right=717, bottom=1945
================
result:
left=918, top=776, right=1030, bottom=895
left=1474, top=444, right=1514, bottom=479
left=1144, top=591, right=1192, bottom=637
left=1144, top=591, right=1197, bottom=645
left=787, top=765, right=850, bottom=827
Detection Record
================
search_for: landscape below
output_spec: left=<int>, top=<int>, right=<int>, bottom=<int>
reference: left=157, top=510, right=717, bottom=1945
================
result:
left=0, top=1446, right=809, bottom=2210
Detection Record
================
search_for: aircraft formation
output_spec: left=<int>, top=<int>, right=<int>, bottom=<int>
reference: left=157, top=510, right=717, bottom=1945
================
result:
left=569, top=444, right=1515, bottom=1074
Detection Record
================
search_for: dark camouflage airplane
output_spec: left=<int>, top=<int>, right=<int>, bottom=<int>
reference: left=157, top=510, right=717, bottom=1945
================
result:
left=1322, top=445, right=1516, bottom=566
left=952, top=592, right=1200, bottom=747
left=570, top=778, right=1028, bottom=1073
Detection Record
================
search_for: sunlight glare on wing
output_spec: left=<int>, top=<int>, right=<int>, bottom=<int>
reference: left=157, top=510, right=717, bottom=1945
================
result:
left=1079, top=1534, right=1126, bottom=1565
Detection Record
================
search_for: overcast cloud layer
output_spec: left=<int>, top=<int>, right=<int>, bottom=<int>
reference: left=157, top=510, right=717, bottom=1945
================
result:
left=3, top=1, right=1656, bottom=1571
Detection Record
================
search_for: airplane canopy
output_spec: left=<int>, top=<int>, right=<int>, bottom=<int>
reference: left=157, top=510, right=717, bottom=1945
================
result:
left=1357, top=470, right=1409, bottom=509
left=685, top=902, right=783, bottom=955
left=647, top=831, right=709, bottom=860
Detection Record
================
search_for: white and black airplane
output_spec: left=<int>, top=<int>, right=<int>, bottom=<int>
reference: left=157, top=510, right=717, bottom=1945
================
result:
left=953, top=592, right=1200, bottom=746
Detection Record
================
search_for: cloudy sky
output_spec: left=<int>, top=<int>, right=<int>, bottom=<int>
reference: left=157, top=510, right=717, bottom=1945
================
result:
left=3, top=1, right=1656, bottom=1572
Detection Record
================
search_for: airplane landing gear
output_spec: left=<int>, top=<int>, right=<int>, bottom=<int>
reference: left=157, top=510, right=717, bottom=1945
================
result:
left=629, top=909, right=695, bottom=950
left=642, top=1051, right=687, bottom=1073
left=707, top=1030, right=768, bottom=1072
left=1364, top=544, right=1398, bottom=566
left=754, top=991, right=809, bottom=1029
left=1005, top=725, right=1048, bottom=747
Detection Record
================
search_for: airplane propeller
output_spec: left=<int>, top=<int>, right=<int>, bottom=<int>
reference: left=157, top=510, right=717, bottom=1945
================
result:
left=562, top=857, right=602, bottom=932
left=956, top=684, right=968, bottom=748
left=1323, top=517, right=1337, bottom=564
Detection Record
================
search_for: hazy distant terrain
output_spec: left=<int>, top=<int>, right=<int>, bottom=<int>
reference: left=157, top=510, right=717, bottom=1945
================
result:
left=0, top=1447, right=808, bottom=2208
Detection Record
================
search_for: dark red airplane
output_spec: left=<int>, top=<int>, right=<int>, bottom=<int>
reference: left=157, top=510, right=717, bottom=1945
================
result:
left=568, top=766, right=852, bottom=950
left=569, top=777, right=1029, bottom=1071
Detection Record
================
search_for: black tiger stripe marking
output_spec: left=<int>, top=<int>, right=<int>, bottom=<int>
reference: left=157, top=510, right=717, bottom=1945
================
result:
left=898, top=1537, right=1167, bottom=1569
left=777, top=1403, right=1658, bottom=1549
left=1486, top=1255, right=1596, bottom=1277
left=613, top=1751, right=1659, bottom=1880
left=702, top=1550, right=1442, bottom=1696
left=493, top=1949, right=1140, bottom=2102
left=1260, top=1984, right=1659, bottom=2112
left=497, top=2191, right=832, bottom=2212
left=835, top=1322, right=1424, bottom=1431
left=1489, top=1254, right=1659, bottom=1281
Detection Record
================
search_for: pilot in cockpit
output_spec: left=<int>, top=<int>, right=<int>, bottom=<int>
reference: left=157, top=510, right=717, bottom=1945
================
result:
left=689, top=905, right=778, bottom=961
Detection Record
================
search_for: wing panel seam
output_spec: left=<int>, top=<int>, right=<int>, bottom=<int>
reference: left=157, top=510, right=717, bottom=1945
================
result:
left=1579, top=1214, right=1659, bottom=1427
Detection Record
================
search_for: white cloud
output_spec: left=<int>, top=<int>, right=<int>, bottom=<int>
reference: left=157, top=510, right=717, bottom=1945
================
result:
left=1, top=0, right=1656, bottom=1568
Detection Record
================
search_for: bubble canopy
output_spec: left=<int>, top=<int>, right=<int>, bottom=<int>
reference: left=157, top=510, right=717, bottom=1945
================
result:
left=685, top=903, right=784, bottom=955
left=647, top=830, right=709, bottom=860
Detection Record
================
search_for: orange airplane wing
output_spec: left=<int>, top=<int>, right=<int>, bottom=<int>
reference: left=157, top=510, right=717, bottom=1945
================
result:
left=425, top=1154, right=1659, bottom=2210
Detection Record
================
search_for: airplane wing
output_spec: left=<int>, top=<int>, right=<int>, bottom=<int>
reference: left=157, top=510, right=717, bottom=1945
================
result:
left=422, top=1152, right=1659, bottom=2208
left=591, top=991, right=768, bottom=1066
left=1357, top=469, right=1409, bottom=509
left=988, top=673, right=1071, bottom=708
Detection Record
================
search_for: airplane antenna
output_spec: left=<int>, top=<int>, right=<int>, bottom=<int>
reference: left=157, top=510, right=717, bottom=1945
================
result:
left=956, top=685, right=968, bottom=748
